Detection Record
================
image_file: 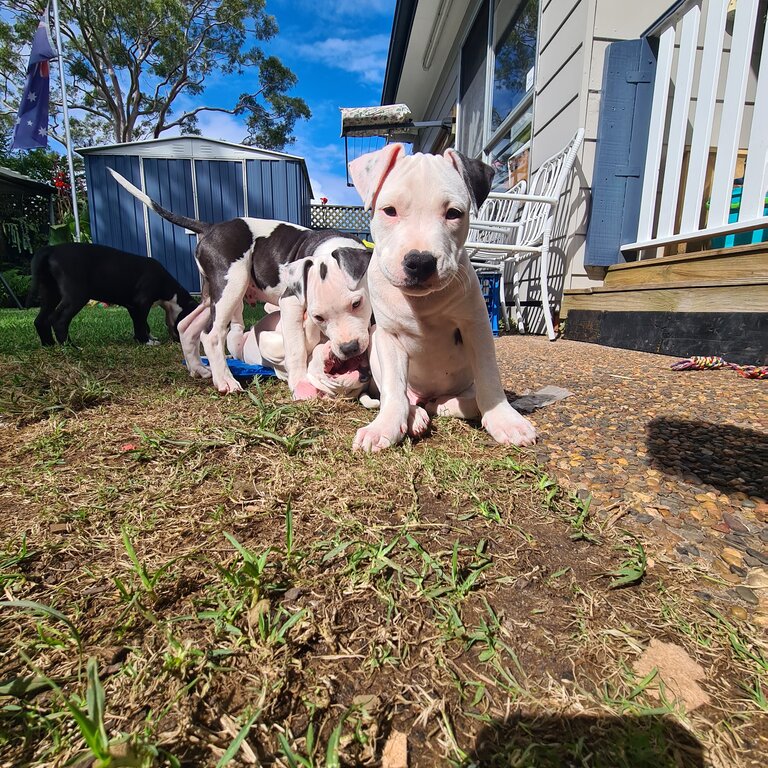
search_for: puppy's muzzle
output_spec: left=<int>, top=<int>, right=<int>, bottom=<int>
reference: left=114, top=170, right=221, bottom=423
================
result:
left=402, top=250, right=437, bottom=284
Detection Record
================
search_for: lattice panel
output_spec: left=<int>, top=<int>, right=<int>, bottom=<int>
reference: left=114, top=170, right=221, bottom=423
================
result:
left=310, top=204, right=371, bottom=234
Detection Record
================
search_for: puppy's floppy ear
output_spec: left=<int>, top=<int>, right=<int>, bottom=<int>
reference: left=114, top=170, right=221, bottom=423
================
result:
left=332, top=247, right=372, bottom=288
left=348, top=143, right=405, bottom=211
left=279, top=258, right=313, bottom=306
left=444, top=149, right=495, bottom=213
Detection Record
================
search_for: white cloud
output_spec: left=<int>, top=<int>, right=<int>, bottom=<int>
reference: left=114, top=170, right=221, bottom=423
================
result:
left=273, top=0, right=394, bottom=23
left=309, top=172, right=362, bottom=206
left=192, top=111, right=249, bottom=145
left=295, top=34, right=391, bottom=85
left=289, top=133, right=361, bottom=205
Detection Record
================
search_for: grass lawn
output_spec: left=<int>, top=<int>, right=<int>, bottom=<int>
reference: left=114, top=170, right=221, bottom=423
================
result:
left=0, top=306, right=765, bottom=767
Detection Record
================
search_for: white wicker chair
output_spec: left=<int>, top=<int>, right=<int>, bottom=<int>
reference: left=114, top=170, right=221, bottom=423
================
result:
left=467, top=179, right=526, bottom=333
left=467, top=128, right=585, bottom=340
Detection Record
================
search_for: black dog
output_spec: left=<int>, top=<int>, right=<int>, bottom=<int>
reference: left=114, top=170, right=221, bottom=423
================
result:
left=28, top=243, right=198, bottom=346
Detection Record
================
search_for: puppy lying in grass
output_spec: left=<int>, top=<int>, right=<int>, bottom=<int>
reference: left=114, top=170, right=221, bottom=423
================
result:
left=227, top=306, right=373, bottom=401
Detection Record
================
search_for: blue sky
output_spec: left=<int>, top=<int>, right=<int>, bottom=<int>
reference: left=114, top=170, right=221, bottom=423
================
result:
left=181, top=0, right=397, bottom=205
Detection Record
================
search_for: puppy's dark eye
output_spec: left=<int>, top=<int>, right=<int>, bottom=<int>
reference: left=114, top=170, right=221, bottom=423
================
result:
left=313, top=315, right=325, bottom=323
left=352, top=299, right=361, bottom=309
left=446, top=208, right=464, bottom=220
left=382, top=206, right=397, bottom=217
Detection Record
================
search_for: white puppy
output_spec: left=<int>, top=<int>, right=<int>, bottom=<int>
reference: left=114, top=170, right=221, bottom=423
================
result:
left=227, top=303, right=372, bottom=400
left=348, top=143, right=536, bottom=452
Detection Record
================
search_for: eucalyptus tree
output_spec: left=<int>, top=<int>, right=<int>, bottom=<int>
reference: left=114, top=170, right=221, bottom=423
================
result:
left=0, top=0, right=310, bottom=149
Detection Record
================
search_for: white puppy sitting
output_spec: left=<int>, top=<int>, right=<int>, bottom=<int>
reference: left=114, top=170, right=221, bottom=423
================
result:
left=347, top=143, right=537, bottom=452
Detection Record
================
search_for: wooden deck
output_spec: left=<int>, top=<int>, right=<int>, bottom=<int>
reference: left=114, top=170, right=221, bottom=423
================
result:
left=561, top=243, right=768, bottom=363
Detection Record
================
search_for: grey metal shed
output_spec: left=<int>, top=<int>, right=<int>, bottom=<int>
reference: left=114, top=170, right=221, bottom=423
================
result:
left=79, top=137, right=313, bottom=292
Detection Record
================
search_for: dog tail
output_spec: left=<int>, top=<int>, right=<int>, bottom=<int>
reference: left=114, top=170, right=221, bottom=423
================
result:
left=108, top=168, right=209, bottom=234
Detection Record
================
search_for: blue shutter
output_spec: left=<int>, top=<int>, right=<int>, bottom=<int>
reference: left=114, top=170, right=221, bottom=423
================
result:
left=585, top=38, right=656, bottom=267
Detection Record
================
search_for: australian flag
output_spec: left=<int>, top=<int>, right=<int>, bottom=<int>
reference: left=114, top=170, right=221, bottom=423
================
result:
left=12, top=8, right=56, bottom=150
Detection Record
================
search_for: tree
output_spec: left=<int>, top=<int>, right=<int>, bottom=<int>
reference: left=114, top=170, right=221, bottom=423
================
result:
left=0, top=0, right=310, bottom=150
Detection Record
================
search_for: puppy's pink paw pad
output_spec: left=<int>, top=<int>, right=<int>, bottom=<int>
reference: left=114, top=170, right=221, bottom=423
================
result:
left=293, top=380, right=322, bottom=400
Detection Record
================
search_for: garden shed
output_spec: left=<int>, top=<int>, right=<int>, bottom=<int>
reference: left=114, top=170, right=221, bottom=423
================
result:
left=79, top=136, right=313, bottom=292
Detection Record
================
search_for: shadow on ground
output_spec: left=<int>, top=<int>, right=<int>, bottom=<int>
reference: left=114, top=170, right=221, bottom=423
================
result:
left=646, top=417, right=768, bottom=498
left=468, top=713, right=704, bottom=768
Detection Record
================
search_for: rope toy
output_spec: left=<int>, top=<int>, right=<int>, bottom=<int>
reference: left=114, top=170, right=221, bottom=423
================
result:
left=671, top=356, right=768, bottom=379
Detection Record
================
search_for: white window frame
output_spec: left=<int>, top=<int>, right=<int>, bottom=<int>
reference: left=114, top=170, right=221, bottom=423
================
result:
left=456, top=0, right=540, bottom=164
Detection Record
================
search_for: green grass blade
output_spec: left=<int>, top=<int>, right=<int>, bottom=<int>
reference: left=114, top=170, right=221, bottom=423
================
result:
left=0, top=599, right=80, bottom=646
left=325, top=716, right=345, bottom=768
left=85, top=657, right=109, bottom=751
left=215, top=711, right=260, bottom=767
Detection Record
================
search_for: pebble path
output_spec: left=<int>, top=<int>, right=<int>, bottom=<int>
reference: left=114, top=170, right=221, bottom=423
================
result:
left=495, top=336, right=768, bottom=624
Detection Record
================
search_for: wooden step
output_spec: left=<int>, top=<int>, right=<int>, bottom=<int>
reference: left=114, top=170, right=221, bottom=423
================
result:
left=561, top=278, right=768, bottom=317
left=603, top=243, right=768, bottom=288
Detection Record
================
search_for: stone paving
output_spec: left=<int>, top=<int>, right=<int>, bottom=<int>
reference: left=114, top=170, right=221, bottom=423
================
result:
left=496, top=336, right=768, bottom=624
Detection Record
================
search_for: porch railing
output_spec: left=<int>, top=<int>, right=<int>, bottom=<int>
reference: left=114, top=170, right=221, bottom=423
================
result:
left=622, top=0, right=768, bottom=255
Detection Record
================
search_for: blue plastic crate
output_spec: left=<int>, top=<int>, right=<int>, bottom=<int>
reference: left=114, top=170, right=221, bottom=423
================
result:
left=711, top=185, right=768, bottom=248
left=477, top=272, right=501, bottom=336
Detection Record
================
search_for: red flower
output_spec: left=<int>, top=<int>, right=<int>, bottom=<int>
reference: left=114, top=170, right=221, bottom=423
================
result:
left=120, top=442, right=138, bottom=452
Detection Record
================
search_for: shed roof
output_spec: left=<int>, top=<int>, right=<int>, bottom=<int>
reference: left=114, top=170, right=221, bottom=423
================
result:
left=76, top=135, right=306, bottom=162
left=77, top=135, right=313, bottom=199
left=0, top=165, right=54, bottom=196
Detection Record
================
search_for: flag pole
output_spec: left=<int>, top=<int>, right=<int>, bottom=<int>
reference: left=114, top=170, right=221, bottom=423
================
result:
left=50, top=0, right=80, bottom=242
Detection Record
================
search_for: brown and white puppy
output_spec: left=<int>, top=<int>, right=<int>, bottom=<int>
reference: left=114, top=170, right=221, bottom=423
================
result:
left=348, top=143, right=536, bottom=452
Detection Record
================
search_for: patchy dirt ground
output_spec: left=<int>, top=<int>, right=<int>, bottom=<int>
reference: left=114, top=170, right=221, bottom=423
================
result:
left=0, top=310, right=766, bottom=767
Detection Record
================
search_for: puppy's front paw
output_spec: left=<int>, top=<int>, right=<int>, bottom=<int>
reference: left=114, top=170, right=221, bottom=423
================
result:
left=145, top=337, right=161, bottom=346
left=292, top=379, right=322, bottom=400
left=407, top=405, right=430, bottom=438
left=216, top=375, right=243, bottom=395
left=353, top=418, right=407, bottom=453
left=482, top=404, right=536, bottom=447
left=189, top=364, right=212, bottom=380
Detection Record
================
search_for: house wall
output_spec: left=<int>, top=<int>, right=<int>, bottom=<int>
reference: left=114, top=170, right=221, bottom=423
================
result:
left=534, top=0, right=664, bottom=272
left=393, top=0, right=671, bottom=333
left=415, top=3, right=477, bottom=153
left=513, top=0, right=666, bottom=332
